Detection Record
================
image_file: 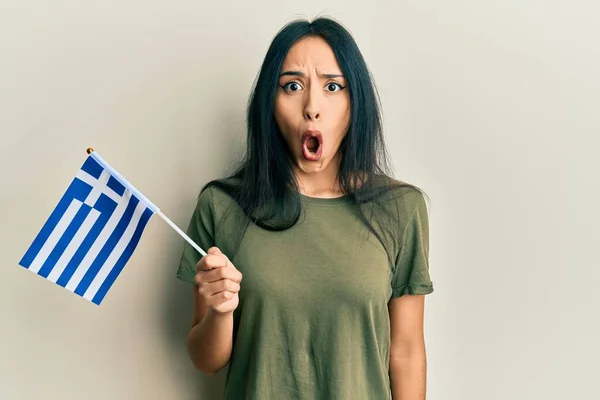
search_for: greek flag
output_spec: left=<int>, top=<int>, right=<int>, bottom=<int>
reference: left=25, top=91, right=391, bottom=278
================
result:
left=19, top=150, right=158, bottom=305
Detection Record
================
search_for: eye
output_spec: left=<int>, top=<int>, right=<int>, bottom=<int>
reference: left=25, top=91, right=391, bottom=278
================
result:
left=325, top=82, right=345, bottom=92
left=281, top=81, right=303, bottom=92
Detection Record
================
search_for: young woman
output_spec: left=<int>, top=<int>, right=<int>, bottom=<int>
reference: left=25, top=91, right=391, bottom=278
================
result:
left=177, top=17, right=434, bottom=400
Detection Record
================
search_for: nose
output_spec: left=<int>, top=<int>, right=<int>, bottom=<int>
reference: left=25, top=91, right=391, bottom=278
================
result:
left=305, top=108, right=320, bottom=121
left=303, top=87, right=321, bottom=121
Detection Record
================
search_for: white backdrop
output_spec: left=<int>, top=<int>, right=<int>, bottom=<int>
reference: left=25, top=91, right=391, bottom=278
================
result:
left=1, top=1, right=597, bottom=399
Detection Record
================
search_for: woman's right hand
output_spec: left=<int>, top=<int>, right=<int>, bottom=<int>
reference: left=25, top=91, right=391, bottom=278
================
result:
left=195, top=247, right=243, bottom=315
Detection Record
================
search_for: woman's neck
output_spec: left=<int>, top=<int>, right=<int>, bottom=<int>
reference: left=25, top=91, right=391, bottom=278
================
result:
left=293, top=155, right=344, bottom=198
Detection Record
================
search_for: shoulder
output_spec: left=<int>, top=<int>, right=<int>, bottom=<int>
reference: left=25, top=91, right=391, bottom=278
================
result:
left=194, top=178, right=240, bottom=214
left=201, top=178, right=248, bottom=228
left=369, top=174, right=428, bottom=216
left=191, top=178, right=248, bottom=259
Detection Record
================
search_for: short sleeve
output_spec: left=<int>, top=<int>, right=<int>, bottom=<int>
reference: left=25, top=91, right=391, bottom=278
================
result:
left=176, top=186, right=216, bottom=284
left=391, top=191, right=434, bottom=298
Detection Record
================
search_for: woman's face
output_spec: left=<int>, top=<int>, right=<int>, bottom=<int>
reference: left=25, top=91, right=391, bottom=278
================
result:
left=274, top=36, right=351, bottom=176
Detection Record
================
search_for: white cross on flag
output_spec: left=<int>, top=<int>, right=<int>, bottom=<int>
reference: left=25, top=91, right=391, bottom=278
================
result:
left=19, top=149, right=158, bottom=305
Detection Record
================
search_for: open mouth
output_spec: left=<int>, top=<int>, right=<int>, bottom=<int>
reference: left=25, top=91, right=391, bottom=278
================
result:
left=302, top=130, right=323, bottom=161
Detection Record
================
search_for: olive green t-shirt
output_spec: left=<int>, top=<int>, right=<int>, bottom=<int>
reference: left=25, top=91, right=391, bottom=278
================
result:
left=176, top=180, right=434, bottom=399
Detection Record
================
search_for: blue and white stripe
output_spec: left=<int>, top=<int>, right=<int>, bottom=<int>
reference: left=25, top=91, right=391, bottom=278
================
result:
left=19, top=152, right=157, bottom=305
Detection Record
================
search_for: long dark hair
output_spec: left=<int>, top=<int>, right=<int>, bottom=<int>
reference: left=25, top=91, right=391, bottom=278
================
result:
left=204, top=17, right=426, bottom=260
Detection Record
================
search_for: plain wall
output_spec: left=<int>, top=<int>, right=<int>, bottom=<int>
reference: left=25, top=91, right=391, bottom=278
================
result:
left=1, top=1, right=597, bottom=399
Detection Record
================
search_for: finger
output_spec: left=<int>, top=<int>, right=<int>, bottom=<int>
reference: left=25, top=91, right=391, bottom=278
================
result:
left=211, top=247, right=234, bottom=269
left=208, top=246, right=223, bottom=256
left=203, top=266, right=242, bottom=283
left=200, top=254, right=228, bottom=271
left=198, top=277, right=241, bottom=296
left=208, top=290, right=235, bottom=303
left=196, top=247, right=223, bottom=271
left=209, top=279, right=240, bottom=295
left=220, top=253, right=242, bottom=279
left=224, top=254, right=235, bottom=270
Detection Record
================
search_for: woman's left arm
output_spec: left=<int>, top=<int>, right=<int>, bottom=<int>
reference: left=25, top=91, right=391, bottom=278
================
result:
left=389, top=294, right=427, bottom=400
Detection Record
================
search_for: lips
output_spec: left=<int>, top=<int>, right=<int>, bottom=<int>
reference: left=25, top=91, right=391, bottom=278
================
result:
left=301, top=130, right=323, bottom=161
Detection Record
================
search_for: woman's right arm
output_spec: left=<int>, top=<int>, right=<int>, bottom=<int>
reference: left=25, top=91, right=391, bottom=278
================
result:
left=186, top=247, right=242, bottom=375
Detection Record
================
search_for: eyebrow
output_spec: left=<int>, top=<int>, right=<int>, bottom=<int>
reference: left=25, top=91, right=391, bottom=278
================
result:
left=279, top=71, right=344, bottom=79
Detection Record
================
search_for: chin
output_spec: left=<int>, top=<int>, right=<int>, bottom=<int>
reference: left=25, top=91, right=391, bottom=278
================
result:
left=295, top=158, right=327, bottom=174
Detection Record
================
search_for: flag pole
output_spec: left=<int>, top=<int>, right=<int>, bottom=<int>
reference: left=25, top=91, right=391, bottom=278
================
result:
left=85, top=147, right=207, bottom=258
left=156, top=210, right=206, bottom=257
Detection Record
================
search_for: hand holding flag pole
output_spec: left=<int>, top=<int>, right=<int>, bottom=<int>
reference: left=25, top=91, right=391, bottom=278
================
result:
left=19, top=147, right=206, bottom=305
